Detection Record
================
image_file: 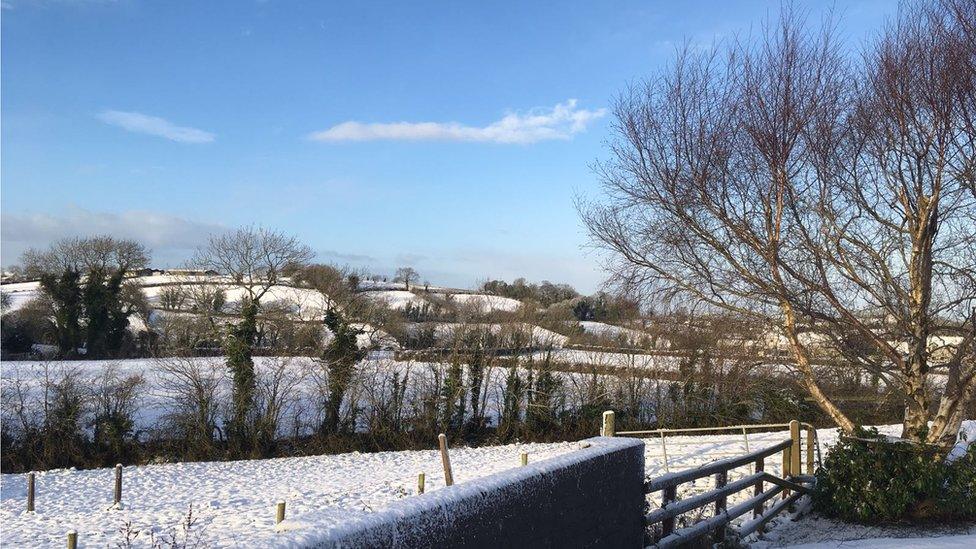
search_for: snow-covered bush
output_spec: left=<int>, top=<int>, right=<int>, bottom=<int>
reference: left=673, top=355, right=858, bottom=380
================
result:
left=814, top=427, right=976, bottom=523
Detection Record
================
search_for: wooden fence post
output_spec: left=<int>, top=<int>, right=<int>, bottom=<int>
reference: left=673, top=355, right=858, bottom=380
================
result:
left=276, top=501, right=286, bottom=524
left=714, top=470, right=728, bottom=544
left=67, top=531, right=77, bottom=549
left=114, top=464, right=123, bottom=505
left=601, top=410, right=615, bottom=437
left=782, top=446, right=791, bottom=499
left=660, top=432, right=670, bottom=473
left=806, top=426, right=815, bottom=475
left=418, top=472, right=426, bottom=494
left=789, top=420, right=801, bottom=477
left=438, top=433, right=454, bottom=487
left=27, top=472, right=35, bottom=513
left=520, top=452, right=528, bottom=466
left=753, top=458, right=765, bottom=523
left=661, top=485, right=677, bottom=537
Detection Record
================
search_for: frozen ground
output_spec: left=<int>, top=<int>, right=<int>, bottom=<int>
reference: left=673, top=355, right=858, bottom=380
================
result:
left=1, top=421, right=970, bottom=547
left=757, top=514, right=976, bottom=548
left=0, top=441, right=583, bottom=548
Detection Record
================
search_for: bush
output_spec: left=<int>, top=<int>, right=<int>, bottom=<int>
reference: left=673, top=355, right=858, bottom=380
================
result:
left=814, top=427, right=976, bottom=523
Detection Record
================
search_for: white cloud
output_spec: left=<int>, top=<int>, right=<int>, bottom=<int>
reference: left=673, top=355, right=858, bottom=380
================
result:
left=1, top=207, right=226, bottom=267
left=97, top=110, right=215, bottom=143
left=308, top=99, right=606, bottom=144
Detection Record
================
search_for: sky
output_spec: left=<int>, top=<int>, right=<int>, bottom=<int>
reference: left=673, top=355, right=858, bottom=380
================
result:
left=1, top=0, right=899, bottom=292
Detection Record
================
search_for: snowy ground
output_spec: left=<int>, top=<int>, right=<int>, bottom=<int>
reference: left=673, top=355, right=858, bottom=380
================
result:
left=637, top=424, right=904, bottom=518
left=1, top=421, right=970, bottom=547
left=0, top=441, right=583, bottom=548
left=757, top=514, right=976, bottom=548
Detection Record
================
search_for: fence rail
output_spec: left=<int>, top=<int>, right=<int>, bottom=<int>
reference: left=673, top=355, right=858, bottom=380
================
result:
left=600, top=411, right=817, bottom=547
left=614, top=420, right=820, bottom=475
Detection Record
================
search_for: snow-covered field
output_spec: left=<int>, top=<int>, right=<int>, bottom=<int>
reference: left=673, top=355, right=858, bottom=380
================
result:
left=578, top=321, right=651, bottom=343
left=361, top=289, right=427, bottom=311
left=1, top=418, right=969, bottom=548
left=0, top=441, right=583, bottom=548
left=0, top=357, right=683, bottom=441
left=448, top=293, right=522, bottom=313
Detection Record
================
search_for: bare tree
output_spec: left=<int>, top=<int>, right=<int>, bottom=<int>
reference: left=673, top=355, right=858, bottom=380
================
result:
left=582, top=3, right=975, bottom=449
left=191, top=226, right=313, bottom=303
left=190, top=226, right=313, bottom=452
left=394, top=267, right=419, bottom=291
left=22, top=236, right=150, bottom=277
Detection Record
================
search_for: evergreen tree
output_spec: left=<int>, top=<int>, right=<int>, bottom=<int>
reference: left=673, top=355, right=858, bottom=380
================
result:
left=225, top=298, right=258, bottom=453
left=321, top=307, right=367, bottom=435
left=39, top=269, right=83, bottom=356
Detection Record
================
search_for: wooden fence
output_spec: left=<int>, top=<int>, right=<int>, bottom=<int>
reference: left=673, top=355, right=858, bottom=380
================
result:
left=601, top=412, right=817, bottom=547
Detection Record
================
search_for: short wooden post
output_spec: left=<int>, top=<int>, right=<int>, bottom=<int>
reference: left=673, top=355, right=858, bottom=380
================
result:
left=601, top=410, right=615, bottom=437
left=781, top=446, right=791, bottom=499
left=660, top=432, right=670, bottom=473
left=27, top=472, right=35, bottom=513
left=714, top=470, right=728, bottom=543
left=661, top=485, right=677, bottom=537
left=520, top=452, right=528, bottom=466
left=276, top=501, right=286, bottom=524
left=417, top=472, right=426, bottom=494
left=438, top=433, right=454, bottom=487
left=67, top=531, right=77, bottom=549
left=806, top=426, right=815, bottom=475
left=789, top=420, right=801, bottom=477
left=753, top=458, right=765, bottom=523
left=114, top=464, right=123, bottom=505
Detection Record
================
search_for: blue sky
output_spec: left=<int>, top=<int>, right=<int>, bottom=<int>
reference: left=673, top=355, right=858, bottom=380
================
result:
left=1, top=0, right=898, bottom=292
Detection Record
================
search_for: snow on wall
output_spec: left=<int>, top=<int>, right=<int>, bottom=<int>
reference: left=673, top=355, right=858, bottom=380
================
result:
left=275, top=436, right=646, bottom=548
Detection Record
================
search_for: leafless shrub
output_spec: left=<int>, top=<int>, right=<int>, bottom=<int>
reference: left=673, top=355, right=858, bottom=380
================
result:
left=156, top=357, right=225, bottom=459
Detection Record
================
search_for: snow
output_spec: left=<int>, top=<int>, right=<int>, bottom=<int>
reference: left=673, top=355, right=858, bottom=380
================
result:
left=786, top=535, right=976, bottom=548
left=946, top=420, right=976, bottom=463
left=362, top=289, right=428, bottom=310
left=448, top=293, right=522, bottom=313
left=0, top=280, right=42, bottom=312
left=0, top=411, right=970, bottom=547
left=0, top=441, right=583, bottom=548
left=536, top=348, right=682, bottom=369
left=578, top=321, right=650, bottom=343
left=3, top=357, right=670, bottom=439
left=429, top=322, right=570, bottom=348
left=755, top=514, right=976, bottom=548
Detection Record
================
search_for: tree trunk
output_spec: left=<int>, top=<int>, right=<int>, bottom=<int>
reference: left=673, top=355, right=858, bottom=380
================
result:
left=781, top=302, right=855, bottom=433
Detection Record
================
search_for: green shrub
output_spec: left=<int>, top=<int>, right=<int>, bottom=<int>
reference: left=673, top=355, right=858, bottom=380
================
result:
left=814, top=427, right=976, bottom=523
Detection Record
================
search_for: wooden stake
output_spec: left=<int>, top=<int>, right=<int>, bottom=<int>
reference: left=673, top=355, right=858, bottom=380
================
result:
left=789, top=420, right=801, bottom=478
left=520, top=452, right=528, bottom=466
left=782, top=447, right=791, bottom=499
left=276, top=501, right=286, bottom=524
left=417, top=472, right=426, bottom=494
left=806, top=426, right=815, bottom=475
left=753, top=458, right=765, bottom=523
left=601, top=410, right=615, bottom=437
left=67, top=531, right=77, bottom=549
left=114, top=464, right=123, bottom=505
left=27, top=472, right=35, bottom=513
left=438, top=433, right=454, bottom=487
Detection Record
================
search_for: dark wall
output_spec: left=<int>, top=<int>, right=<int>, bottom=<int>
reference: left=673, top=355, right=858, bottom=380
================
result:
left=304, top=436, right=646, bottom=548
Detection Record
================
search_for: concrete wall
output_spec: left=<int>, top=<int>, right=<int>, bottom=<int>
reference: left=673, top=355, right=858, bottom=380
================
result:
left=302, top=436, right=645, bottom=548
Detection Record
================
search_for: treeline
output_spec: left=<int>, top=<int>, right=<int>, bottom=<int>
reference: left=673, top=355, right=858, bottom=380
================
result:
left=0, top=315, right=900, bottom=473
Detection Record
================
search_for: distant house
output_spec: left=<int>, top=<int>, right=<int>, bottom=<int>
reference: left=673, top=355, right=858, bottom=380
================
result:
left=165, top=268, right=220, bottom=277
left=131, top=268, right=166, bottom=277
